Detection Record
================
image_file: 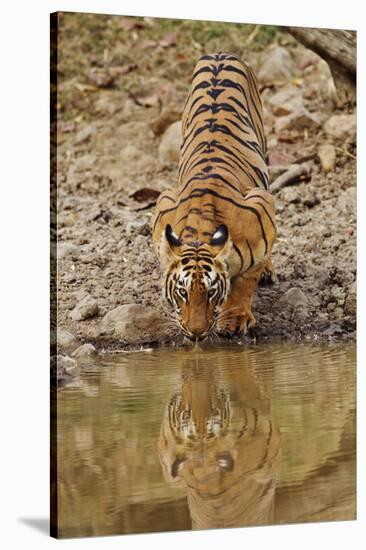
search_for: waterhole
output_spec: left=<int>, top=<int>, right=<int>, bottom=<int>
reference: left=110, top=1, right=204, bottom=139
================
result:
left=54, top=341, right=356, bottom=538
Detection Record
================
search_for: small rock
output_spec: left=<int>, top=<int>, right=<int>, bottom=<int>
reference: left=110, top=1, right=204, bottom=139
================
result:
left=121, top=98, right=139, bottom=118
left=57, top=329, right=77, bottom=350
left=158, top=120, right=182, bottom=166
left=280, top=187, right=301, bottom=204
left=100, top=304, right=162, bottom=343
left=268, top=85, right=304, bottom=116
left=88, top=68, right=115, bottom=88
left=57, top=242, right=80, bottom=260
left=334, top=307, right=344, bottom=319
left=72, top=343, right=97, bottom=359
left=150, top=108, right=182, bottom=136
left=74, top=125, right=97, bottom=145
left=94, top=94, right=120, bottom=116
left=121, top=143, right=139, bottom=159
left=262, top=107, right=275, bottom=130
left=338, top=187, right=356, bottom=217
left=87, top=206, right=103, bottom=222
left=125, top=220, right=149, bottom=235
left=71, top=154, right=96, bottom=173
left=318, top=144, right=336, bottom=173
left=275, top=107, right=321, bottom=134
left=70, top=295, right=99, bottom=321
left=344, top=282, right=356, bottom=315
left=267, top=137, right=278, bottom=149
left=257, top=46, right=293, bottom=85
left=284, top=287, right=308, bottom=307
left=64, top=272, right=78, bottom=284
left=51, top=355, right=78, bottom=384
left=303, top=192, right=320, bottom=208
left=280, top=287, right=309, bottom=321
left=268, top=150, right=296, bottom=166
left=323, top=114, right=356, bottom=143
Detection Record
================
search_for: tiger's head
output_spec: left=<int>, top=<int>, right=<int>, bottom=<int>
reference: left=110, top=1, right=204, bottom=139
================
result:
left=159, top=224, right=241, bottom=340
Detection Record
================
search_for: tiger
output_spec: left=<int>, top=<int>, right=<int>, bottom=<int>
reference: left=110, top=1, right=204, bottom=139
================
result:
left=157, top=348, right=281, bottom=530
left=152, top=52, right=277, bottom=341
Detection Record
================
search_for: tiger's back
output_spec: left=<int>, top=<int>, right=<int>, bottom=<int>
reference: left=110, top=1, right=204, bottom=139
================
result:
left=180, top=52, right=269, bottom=193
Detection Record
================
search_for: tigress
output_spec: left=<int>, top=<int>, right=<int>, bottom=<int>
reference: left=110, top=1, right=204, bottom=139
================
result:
left=153, top=52, right=277, bottom=341
left=158, top=348, right=281, bottom=530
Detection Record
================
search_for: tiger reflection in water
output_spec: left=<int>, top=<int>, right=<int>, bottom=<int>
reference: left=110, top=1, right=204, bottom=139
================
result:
left=158, top=349, right=281, bottom=530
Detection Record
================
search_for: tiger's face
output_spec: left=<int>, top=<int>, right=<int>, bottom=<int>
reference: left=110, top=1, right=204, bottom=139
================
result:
left=161, top=224, right=234, bottom=340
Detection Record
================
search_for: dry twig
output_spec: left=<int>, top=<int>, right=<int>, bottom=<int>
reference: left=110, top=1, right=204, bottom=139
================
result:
left=271, top=163, right=311, bottom=193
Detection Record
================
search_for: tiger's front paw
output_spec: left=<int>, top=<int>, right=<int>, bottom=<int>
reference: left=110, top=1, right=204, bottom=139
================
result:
left=259, top=260, right=277, bottom=287
left=217, top=309, right=256, bottom=337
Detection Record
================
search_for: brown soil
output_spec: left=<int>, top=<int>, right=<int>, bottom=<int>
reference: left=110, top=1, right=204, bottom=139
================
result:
left=54, top=13, right=356, bottom=351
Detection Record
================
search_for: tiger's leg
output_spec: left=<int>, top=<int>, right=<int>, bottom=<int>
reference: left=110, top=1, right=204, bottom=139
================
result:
left=217, top=264, right=264, bottom=336
left=259, top=257, right=277, bottom=286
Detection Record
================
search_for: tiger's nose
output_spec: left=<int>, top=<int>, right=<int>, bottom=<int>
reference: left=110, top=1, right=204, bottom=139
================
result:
left=188, top=333, right=207, bottom=341
left=187, top=328, right=208, bottom=341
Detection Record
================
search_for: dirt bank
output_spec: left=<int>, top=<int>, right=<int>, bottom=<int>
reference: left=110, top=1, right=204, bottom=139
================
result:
left=54, top=13, right=356, bottom=352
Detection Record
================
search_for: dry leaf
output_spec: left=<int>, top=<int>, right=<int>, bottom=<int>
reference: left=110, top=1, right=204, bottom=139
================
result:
left=137, top=39, right=157, bottom=50
left=61, top=121, right=77, bottom=133
left=74, top=82, right=98, bottom=93
left=129, top=188, right=161, bottom=203
left=131, top=200, right=158, bottom=211
left=159, top=32, right=178, bottom=48
left=89, top=54, right=101, bottom=66
left=131, top=92, right=160, bottom=108
left=88, top=68, right=115, bottom=88
left=119, top=17, right=144, bottom=31
left=268, top=150, right=296, bottom=166
left=149, top=109, right=182, bottom=136
left=299, top=58, right=319, bottom=71
left=109, top=63, right=138, bottom=76
left=175, top=53, right=187, bottom=62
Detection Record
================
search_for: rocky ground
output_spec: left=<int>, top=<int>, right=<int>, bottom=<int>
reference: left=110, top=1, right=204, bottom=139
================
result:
left=53, top=13, right=356, bottom=357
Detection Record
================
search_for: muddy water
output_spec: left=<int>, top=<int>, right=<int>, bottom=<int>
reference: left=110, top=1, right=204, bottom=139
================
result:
left=55, top=342, right=356, bottom=538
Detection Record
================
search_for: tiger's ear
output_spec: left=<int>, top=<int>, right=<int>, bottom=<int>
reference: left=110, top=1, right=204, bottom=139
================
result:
left=158, top=224, right=182, bottom=266
left=212, top=225, right=241, bottom=277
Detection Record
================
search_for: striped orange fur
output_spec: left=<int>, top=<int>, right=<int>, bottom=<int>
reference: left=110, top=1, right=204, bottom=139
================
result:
left=153, top=53, right=277, bottom=340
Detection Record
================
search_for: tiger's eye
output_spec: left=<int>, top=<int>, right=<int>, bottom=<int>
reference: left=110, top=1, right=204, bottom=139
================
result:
left=180, top=288, right=188, bottom=299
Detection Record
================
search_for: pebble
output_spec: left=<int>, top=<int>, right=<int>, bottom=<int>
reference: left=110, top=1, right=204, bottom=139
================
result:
left=318, top=144, right=336, bottom=173
left=284, top=287, right=308, bottom=307
left=70, top=295, right=99, bottom=321
left=338, top=187, right=356, bottom=217
left=268, top=85, right=304, bottom=116
left=51, top=355, right=78, bottom=384
left=64, top=272, right=78, bottom=284
left=257, top=46, right=293, bottom=84
left=94, top=94, right=120, bottom=116
left=275, top=107, right=321, bottom=134
left=100, top=303, right=162, bottom=343
left=72, top=343, right=98, bottom=358
left=57, top=242, right=80, bottom=260
left=74, top=125, right=97, bottom=145
left=57, top=329, right=77, bottom=350
left=280, top=187, right=301, bottom=204
left=323, top=114, right=356, bottom=143
left=125, top=220, right=148, bottom=235
left=280, top=287, right=309, bottom=321
left=158, top=120, right=182, bottom=166
left=344, top=282, right=356, bottom=315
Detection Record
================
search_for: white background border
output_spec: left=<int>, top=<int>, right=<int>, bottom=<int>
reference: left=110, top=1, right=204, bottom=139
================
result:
left=0, top=0, right=363, bottom=548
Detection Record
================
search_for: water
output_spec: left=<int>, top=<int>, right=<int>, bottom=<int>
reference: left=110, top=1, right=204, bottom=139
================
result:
left=54, top=341, right=356, bottom=538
